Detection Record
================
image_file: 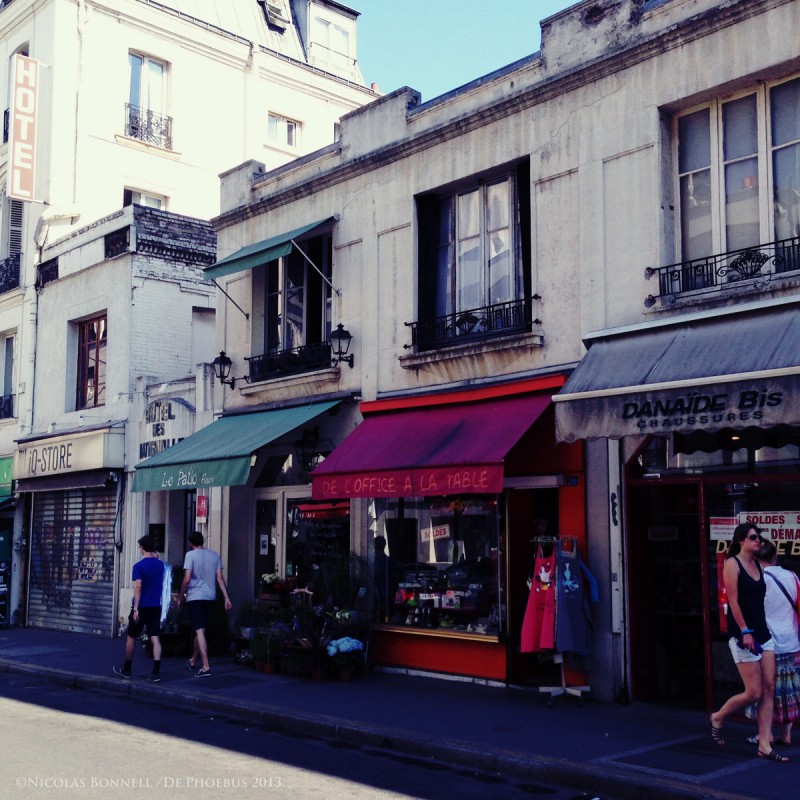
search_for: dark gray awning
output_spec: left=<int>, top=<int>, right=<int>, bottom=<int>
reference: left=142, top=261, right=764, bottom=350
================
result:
left=554, top=306, right=800, bottom=442
left=203, top=217, right=335, bottom=281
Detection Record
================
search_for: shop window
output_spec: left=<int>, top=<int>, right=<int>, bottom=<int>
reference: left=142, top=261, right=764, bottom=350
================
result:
left=267, top=113, right=301, bottom=150
left=415, top=161, right=531, bottom=350
left=675, top=76, right=800, bottom=268
left=125, top=52, right=172, bottom=149
left=75, top=315, right=107, bottom=410
left=371, top=496, right=501, bottom=636
left=285, top=501, right=353, bottom=606
left=249, top=231, right=333, bottom=380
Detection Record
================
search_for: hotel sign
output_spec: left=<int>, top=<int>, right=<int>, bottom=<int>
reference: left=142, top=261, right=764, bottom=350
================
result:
left=8, top=54, right=40, bottom=202
left=139, top=398, right=194, bottom=459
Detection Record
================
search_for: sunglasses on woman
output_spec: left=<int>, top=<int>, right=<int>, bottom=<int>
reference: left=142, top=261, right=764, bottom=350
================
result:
left=745, top=533, right=761, bottom=541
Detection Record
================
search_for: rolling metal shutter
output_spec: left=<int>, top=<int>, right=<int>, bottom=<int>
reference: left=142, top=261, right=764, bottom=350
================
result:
left=27, top=487, right=118, bottom=636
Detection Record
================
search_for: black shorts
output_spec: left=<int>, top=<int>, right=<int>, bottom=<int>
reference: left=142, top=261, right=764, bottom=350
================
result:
left=186, top=600, right=215, bottom=631
left=127, top=606, right=162, bottom=639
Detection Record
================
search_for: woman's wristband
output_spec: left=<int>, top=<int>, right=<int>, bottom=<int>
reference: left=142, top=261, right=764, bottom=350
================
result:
left=741, top=628, right=754, bottom=635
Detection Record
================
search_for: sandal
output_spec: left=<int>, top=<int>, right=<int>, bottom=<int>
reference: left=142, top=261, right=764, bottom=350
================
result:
left=757, top=749, right=790, bottom=763
left=710, top=720, right=725, bottom=747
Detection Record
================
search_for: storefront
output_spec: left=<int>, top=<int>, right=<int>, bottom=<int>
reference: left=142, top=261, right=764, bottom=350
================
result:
left=0, top=456, right=14, bottom=627
left=553, top=302, right=800, bottom=710
left=132, top=399, right=351, bottom=608
left=15, top=427, right=125, bottom=636
left=312, top=376, right=589, bottom=686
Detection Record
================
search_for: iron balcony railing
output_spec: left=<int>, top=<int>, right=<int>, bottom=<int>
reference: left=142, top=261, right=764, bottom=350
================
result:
left=0, top=253, right=21, bottom=295
left=247, top=342, right=333, bottom=383
left=405, top=296, right=540, bottom=352
left=3, top=107, right=8, bottom=143
left=0, top=394, right=14, bottom=420
left=645, top=236, right=800, bottom=303
left=124, top=103, right=173, bottom=150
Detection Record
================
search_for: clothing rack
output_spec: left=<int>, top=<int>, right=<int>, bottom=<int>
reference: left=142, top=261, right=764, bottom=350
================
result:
left=530, top=535, right=591, bottom=707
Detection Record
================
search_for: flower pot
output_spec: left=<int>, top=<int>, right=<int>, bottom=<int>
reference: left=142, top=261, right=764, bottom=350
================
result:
left=262, top=662, right=277, bottom=674
left=338, top=668, right=353, bottom=682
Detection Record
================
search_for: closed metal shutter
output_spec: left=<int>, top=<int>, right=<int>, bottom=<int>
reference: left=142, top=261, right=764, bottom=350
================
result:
left=27, top=487, right=118, bottom=636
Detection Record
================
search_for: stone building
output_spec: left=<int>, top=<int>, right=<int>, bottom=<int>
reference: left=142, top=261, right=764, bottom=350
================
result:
left=148, top=0, right=800, bottom=705
left=0, top=0, right=374, bottom=634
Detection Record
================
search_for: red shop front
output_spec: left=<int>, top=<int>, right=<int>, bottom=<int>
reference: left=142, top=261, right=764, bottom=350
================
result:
left=312, top=376, right=586, bottom=686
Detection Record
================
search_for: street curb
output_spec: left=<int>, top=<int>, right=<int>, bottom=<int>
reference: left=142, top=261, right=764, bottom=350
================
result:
left=0, top=660, right=750, bottom=800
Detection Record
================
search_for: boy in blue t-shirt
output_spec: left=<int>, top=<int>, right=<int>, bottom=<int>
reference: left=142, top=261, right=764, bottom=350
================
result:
left=113, top=535, right=165, bottom=681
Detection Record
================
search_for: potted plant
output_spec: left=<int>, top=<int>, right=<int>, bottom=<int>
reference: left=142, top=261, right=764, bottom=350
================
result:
left=326, top=636, right=365, bottom=681
left=250, top=631, right=279, bottom=673
left=259, top=572, right=284, bottom=606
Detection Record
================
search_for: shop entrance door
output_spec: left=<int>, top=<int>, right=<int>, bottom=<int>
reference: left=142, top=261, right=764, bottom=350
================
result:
left=628, top=483, right=706, bottom=707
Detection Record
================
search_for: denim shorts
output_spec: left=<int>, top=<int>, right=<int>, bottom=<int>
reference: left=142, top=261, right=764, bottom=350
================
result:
left=728, top=635, right=775, bottom=664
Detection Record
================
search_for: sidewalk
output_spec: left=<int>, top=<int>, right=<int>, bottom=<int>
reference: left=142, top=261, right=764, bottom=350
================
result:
left=0, top=626, right=795, bottom=800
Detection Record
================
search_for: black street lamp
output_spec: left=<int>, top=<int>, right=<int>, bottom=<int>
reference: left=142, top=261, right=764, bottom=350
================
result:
left=212, top=351, right=248, bottom=389
left=330, top=323, right=354, bottom=368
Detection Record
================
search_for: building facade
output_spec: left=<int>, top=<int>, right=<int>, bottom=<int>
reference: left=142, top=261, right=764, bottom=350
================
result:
left=135, top=0, right=800, bottom=707
left=0, top=0, right=374, bottom=633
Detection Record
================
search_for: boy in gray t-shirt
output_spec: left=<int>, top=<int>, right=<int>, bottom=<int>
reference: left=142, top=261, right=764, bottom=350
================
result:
left=179, top=531, right=232, bottom=676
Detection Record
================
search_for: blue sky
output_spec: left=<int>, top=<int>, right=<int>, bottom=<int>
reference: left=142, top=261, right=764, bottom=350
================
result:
left=353, top=1, right=573, bottom=101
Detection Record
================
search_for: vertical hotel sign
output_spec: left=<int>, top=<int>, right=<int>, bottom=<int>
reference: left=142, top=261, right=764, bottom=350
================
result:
left=8, top=54, right=40, bottom=201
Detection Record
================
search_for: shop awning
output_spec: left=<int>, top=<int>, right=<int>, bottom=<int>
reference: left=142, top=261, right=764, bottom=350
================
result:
left=16, top=469, right=119, bottom=493
left=553, top=306, right=800, bottom=443
left=133, top=400, right=340, bottom=492
left=311, top=394, right=551, bottom=500
left=203, top=217, right=335, bottom=281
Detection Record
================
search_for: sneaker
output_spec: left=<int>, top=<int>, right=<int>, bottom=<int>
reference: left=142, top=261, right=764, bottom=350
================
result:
left=148, top=674, right=162, bottom=683
left=113, top=666, right=131, bottom=679
left=187, top=659, right=196, bottom=671
left=195, top=668, right=212, bottom=678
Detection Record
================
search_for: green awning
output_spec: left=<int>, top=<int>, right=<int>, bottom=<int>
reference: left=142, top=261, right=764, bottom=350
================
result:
left=132, top=400, right=340, bottom=492
left=203, top=217, right=335, bottom=281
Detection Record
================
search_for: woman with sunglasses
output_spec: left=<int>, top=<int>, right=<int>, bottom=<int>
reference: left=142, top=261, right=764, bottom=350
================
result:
left=710, top=523, right=788, bottom=762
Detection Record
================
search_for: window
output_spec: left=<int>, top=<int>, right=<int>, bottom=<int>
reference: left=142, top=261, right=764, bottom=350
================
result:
left=251, top=232, right=333, bottom=379
left=676, top=76, right=800, bottom=264
left=123, top=188, right=165, bottom=209
left=267, top=113, right=301, bottom=149
left=415, top=162, right=531, bottom=349
left=76, top=315, right=107, bottom=410
left=0, top=333, right=14, bottom=419
left=125, top=53, right=171, bottom=149
left=313, top=16, right=352, bottom=70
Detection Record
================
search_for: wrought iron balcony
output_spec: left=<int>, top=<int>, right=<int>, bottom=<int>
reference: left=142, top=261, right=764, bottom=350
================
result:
left=246, top=342, right=333, bottom=382
left=124, top=103, right=172, bottom=150
left=0, top=394, right=14, bottom=420
left=405, top=296, right=540, bottom=353
left=3, top=108, right=8, bottom=143
left=0, top=253, right=21, bottom=295
left=645, top=236, right=800, bottom=304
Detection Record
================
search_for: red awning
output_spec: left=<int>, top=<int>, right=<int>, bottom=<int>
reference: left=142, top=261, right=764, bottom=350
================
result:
left=311, top=394, right=551, bottom=500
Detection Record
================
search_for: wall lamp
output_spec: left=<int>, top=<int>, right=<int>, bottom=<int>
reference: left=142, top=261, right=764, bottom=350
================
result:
left=212, top=351, right=249, bottom=389
left=330, top=323, right=354, bottom=368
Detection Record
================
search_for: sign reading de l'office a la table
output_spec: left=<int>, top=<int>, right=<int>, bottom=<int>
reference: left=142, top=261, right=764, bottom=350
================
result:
left=8, top=54, right=40, bottom=202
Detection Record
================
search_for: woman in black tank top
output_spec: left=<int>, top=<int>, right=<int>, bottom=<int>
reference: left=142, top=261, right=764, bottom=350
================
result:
left=709, top=524, right=788, bottom=763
